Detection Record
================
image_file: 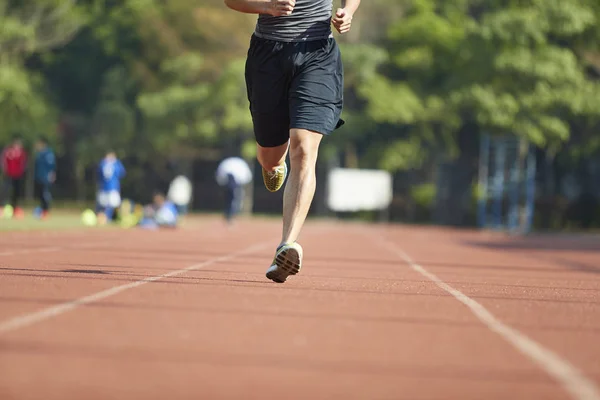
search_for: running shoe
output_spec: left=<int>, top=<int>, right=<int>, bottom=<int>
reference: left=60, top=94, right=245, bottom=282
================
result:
left=266, top=242, right=303, bottom=283
left=262, top=163, right=288, bottom=192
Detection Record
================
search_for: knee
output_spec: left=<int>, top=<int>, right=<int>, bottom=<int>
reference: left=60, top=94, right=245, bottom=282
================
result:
left=289, top=134, right=321, bottom=165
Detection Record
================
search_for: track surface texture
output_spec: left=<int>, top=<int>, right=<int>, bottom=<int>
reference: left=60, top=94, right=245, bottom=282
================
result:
left=1, top=218, right=599, bottom=400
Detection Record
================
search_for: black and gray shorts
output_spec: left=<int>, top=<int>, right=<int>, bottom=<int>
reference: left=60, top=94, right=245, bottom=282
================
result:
left=244, top=34, right=344, bottom=148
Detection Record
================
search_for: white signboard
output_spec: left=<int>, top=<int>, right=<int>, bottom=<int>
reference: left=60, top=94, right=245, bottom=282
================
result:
left=327, top=168, right=393, bottom=212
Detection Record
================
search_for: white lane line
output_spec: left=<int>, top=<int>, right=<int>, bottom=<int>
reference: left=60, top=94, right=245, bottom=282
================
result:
left=0, top=241, right=271, bottom=335
left=0, top=247, right=61, bottom=257
left=0, top=241, right=114, bottom=257
left=378, top=238, right=600, bottom=400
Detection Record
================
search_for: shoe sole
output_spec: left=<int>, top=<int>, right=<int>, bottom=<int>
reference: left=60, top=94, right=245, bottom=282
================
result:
left=266, top=247, right=301, bottom=283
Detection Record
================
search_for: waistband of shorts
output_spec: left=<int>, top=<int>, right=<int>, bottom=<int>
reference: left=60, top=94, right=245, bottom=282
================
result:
left=252, top=30, right=334, bottom=43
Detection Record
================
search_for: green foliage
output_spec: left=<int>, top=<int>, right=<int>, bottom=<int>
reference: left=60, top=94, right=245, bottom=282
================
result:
left=377, top=136, right=427, bottom=171
left=0, top=63, right=52, bottom=142
left=0, top=0, right=86, bottom=143
left=137, top=51, right=252, bottom=154
left=410, top=183, right=436, bottom=208
left=359, top=77, right=424, bottom=125
left=91, top=67, right=135, bottom=150
left=241, top=139, right=257, bottom=160
left=1, top=0, right=599, bottom=212
left=0, top=0, right=87, bottom=57
left=353, top=0, right=600, bottom=172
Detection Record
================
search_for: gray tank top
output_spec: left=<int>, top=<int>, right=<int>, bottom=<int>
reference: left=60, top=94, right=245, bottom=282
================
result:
left=254, top=0, right=333, bottom=42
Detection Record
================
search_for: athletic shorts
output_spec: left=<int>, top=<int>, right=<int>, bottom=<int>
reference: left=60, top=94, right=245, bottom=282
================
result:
left=97, top=190, right=121, bottom=209
left=245, top=34, right=345, bottom=148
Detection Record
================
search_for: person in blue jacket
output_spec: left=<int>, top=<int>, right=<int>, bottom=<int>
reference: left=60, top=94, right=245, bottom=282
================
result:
left=33, top=137, right=56, bottom=219
left=139, top=192, right=179, bottom=229
left=96, top=150, right=126, bottom=222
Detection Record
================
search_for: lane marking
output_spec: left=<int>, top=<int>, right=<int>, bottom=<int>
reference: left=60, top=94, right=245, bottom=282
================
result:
left=0, top=241, right=115, bottom=257
left=0, top=241, right=271, bottom=334
left=0, top=247, right=61, bottom=257
left=378, top=238, right=600, bottom=400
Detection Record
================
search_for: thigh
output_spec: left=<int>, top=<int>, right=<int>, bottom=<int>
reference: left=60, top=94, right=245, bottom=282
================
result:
left=245, top=35, right=291, bottom=148
left=289, top=38, right=344, bottom=136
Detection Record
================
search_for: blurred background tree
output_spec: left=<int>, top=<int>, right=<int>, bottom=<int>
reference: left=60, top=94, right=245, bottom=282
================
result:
left=1, top=0, right=598, bottom=229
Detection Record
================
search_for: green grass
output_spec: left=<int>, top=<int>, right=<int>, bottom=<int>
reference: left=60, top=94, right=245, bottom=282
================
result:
left=0, top=209, right=93, bottom=232
left=0, top=208, right=222, bottom=232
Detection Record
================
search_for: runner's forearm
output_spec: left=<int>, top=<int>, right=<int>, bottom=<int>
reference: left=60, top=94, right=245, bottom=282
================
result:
left=341, top=0, right=360, bottom=15
left=224, top=0, right=270, bottom=14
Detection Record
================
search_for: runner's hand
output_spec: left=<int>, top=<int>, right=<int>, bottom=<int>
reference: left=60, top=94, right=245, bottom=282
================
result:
left=332, top=8, right=352, bottom=34
left=267, top=0, right=295, bottom=16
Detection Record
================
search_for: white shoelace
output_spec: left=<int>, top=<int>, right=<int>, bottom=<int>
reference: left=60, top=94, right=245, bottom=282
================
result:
left=268, top=166, right=284, bottom=179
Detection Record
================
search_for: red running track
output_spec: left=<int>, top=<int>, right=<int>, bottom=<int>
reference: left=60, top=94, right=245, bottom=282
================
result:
left=0, top=218, right=599, bottom=400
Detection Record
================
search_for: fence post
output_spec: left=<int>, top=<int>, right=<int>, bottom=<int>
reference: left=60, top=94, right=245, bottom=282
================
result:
left=524, top=146, right=537, bottom=234
left=492, top=137, right=506, bottom=229
left=507, top=139, right=521, bottom=233
left=477, top=133, right=490, bottom=228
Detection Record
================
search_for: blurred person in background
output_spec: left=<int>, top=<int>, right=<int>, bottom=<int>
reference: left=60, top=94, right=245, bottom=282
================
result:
left=96, top=150, right=126, bottom=225
left=224, top=0, right=361, bottom=282
left=215, top=156, right=253, bottom=226
left=167, top=174, right=192, bottom=216
left=1, top=135, right=28, bottom=219
left=33, top=136, right=56, bottom=219
left=223, top=172, right=244, bottom=225
left=139, top=191, right=179, bottom=229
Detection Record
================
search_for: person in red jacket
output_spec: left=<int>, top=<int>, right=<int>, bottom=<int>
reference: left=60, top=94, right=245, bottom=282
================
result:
left=1, top=136, right=28, bottom=218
